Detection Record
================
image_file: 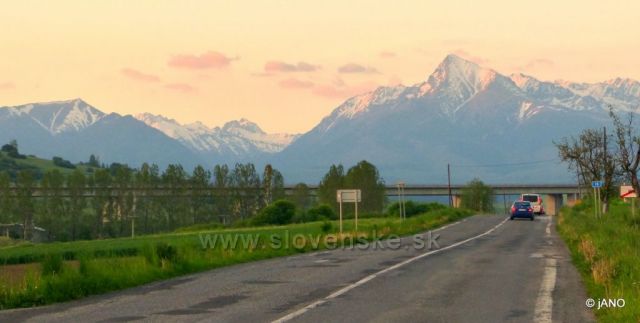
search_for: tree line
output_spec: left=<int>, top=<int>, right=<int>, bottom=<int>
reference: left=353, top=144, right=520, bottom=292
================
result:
left=0, top=162, right=285, bottom=241
left=0, top=157, right=388, bottom=241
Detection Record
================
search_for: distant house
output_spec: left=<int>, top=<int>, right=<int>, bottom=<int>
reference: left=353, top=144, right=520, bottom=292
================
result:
left=0, top=223, right=48, bottom=242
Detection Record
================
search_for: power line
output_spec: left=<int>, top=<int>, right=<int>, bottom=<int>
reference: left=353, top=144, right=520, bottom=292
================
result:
left=451, top=158, right=561, bottom=168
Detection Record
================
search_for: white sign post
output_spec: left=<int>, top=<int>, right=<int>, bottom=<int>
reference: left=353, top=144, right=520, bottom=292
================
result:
left=621, top=185, right=637, bottom=218
left=337, top=189, right=361, bottom=235
left=592, top=181, right=603, bottom=218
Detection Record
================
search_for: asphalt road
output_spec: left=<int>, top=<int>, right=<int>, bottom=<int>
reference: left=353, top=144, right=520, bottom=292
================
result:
left=0, top=214, right=594, bottom=323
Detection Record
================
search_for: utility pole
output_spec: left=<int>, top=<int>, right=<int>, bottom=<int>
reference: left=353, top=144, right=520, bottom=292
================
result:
left=447, top=164, right=453, bottom=207
left=602, top=126, right=607, bottom=215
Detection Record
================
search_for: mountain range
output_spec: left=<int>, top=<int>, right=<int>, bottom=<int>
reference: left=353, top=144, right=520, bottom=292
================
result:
left=1, top=54, right=638, bottom=183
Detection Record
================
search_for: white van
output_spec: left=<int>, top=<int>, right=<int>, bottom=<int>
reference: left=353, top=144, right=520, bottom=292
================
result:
left=519, top=194, right=544, bottom=214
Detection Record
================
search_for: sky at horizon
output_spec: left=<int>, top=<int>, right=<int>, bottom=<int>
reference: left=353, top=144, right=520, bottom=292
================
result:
left=1, top=0, right=639, bottom=133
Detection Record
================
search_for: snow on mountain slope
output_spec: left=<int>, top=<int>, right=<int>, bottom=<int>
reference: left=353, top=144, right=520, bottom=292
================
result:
left=1, top=98, right=105, bottom=135
left=276, top=54, right=639, bottom=183
left=135, top=113, right=298, bottom=156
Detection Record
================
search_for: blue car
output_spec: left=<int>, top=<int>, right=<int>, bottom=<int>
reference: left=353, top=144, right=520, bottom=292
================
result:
left=510, top=201, right=534, bottom=221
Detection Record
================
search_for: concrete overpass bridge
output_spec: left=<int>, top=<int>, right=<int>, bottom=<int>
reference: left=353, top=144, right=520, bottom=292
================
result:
left=5, top=184, right=580, bottom=216
left=286, top=184, right=581, bottom=216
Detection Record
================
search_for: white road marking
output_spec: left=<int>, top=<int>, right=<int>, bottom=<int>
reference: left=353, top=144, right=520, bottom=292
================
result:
left=272, top=217, right=510, bottom=323
left=314, top=259, right=329, bottom=263
left=534, top=258, right=557, bottom=323
left=545, top=220, right=551, bottom=237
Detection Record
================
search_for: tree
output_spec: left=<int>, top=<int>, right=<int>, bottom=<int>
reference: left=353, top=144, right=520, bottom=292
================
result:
left=88, top=154, right=100, bottom=168
left=16, top=170, right=35, bottom=240
left=262, top=164, right=285, bottom=206
left=213, top=164, right=232, bottom=223
left=317, top=164, right=345, bottom=212
left=67, top=169, right=86, bottom=240
left=252, top=200, right=296, bottom=225
left=39, top=170, right=66, bottom=240
left=190, top=165, right=212, bottom=224
left=555, top=126, right=618, bottom=213
left=231, top=163, right=261, bottom=220
left=290, top=183, right=312, bottom=211
left=460, top=178, right=493, bottom=213
left=162, top=164, right=187, bottom=230
left=344, top=161, right=386, bottom=213
left=0, top=172, right=15, bottom=224
left=611, top=110, right=640, bottom=203
left=91, top=168, right=112, bottom=238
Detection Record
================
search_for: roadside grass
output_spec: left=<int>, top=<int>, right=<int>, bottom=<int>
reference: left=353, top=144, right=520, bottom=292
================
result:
left=557, top=199, right=640, bottom=322
left=0, top=208, right=472, bottom=309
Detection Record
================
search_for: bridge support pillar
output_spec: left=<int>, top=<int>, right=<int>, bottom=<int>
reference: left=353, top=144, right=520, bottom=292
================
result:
left=452, top=195, right=462, bottom=208
left=543, top=194, right=563, bottom=216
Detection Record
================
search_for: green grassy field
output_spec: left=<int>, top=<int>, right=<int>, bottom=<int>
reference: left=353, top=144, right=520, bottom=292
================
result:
left=557, top=199, right=640, bottom=322
left=0, top=208, right=472, bottom=309
left=0, top=151, right=93, bottom=177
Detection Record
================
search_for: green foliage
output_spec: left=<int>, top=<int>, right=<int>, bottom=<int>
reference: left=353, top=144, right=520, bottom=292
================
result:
left=252, top=200, right=296, bottom=225
left=52, top=157, right=76, bottom=169
left=41, top=253, right=64, bottom=276
left=461, top=178, right=494, bottom=212
left=307, top=204, right=337, bottom=221
left=557, top=202, right=640, bottom=322
left=387, top=201, right=446, bottom=217
left=320, top=220, right=332, bottom=233
left=154, top=242, right=178, bottom=263
left=317, top=164, right=344, bottom=212
left=317, top=161, right=386, bottom=214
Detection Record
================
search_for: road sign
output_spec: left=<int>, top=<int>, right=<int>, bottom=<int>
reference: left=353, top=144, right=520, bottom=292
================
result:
left=620, top=185, right=637, bottom=198
left=337, top=189, right=361, bottom=203
left=591, top=181, right=603, bottom=188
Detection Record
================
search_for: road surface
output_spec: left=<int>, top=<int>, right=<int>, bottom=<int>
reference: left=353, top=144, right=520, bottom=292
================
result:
left=0, top=215, right=594, bottom=322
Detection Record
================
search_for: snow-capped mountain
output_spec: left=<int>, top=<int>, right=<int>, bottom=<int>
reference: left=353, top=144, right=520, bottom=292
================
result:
left=1, top=99, right=106, bottom=135
left=2, top=54, right=639, bottom=183
left=134, top=113, right=298, bottom=159
left=274, top=54, right=637, bottom=183
left=0, top=99, right=205, bottom=168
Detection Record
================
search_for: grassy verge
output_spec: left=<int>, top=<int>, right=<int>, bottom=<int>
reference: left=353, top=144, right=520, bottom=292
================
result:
left=0, top=208, right=472, bottom=309
left=556, top=199, right=640, bottom=322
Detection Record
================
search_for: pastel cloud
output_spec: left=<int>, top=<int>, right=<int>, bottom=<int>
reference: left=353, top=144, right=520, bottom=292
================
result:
left=168, top=51, right=237, bottom=70
left=265, top=61, right=319, bottom=73
left=0, top=82, right=15, bottom=90
left=279, top=78, right=315, bottom=89
left=379, top=51, right=397, bottom=59
left=338, top=63, right=379, bottom=74
left=165, top=83, right=197, bottom=93
left=121, top=68, right=161, bottom=82
left=452, top=49, right=489, bottom=66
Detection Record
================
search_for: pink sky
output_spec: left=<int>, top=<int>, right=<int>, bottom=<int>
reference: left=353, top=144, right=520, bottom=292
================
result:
left=0, top=0, right=639, bottom=133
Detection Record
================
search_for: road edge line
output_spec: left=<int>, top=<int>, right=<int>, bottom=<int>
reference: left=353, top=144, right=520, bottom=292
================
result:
left=272, top=216, right=509, bottom=323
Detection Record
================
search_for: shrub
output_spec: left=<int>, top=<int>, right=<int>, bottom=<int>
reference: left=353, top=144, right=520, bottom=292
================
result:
left=252, top=200, right=296, bottom=225
left=307, top=204, right=337, bottom=221
left=321, top=221, right=332, bottom=233
left=41, top=253, right=64, bottom=276
left=155, top=243, right=177, bottom=263
left=387, top=201, right=446, bottom=217
left=52, top=156, right=76, bottom=169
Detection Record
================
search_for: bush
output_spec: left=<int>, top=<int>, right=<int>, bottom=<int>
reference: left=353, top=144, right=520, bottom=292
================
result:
left=307, top=204, right=337, bottom=221
left=52, top=156, right=76, bottom=169
left=41, top=253, right=64, bottom=276
left=252, top=200, right=296, bottom=225
left=321, top=221, right=332, bottom=233
left=387, top=201, right=446, bottom=217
